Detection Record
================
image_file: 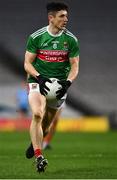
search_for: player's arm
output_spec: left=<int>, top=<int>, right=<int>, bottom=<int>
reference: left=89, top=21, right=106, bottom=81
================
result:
left=56, top=56, right=79, bottom=99
left=67, top=56, right=79, bottom=82
left=56, top=37, right=80, bottom=99
left=24, top=51, right=39, bottom=78
left=24, top=51, right=51, bottom=95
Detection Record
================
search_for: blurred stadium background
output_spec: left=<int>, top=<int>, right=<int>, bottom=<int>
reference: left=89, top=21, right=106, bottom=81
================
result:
left=0, top=0, right=117, bottom=178
left=0, top=0, right=117, bottom=132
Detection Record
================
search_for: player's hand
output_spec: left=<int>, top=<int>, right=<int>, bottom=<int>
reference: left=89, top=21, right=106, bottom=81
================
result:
left=36, top=75, right=52, bottom=96
left=56, top=80, right=72, bottom=99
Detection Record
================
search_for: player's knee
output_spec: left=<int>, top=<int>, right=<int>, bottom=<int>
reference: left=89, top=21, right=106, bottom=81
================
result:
left=33, top=110, right=43, bottom=122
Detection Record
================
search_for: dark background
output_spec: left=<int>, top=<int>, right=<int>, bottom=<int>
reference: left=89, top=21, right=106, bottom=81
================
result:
left=0, top=0, right=117, bottom=116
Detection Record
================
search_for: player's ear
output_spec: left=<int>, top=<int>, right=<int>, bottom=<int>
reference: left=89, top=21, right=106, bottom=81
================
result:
left=48, top=14, right=54, bottom=22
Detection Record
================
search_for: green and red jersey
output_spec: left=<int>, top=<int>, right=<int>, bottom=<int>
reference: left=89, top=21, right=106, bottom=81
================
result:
left=26, top=26, right=80, bottom=82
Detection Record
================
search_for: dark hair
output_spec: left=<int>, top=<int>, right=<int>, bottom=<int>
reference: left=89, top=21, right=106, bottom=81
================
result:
left=46, top=2, right=68, bottom=14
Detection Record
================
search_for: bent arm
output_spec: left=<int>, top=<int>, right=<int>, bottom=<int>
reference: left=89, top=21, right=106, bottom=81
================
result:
left=67, top=56, right=80, bottom=82
left=24, top=51, right=39, bottom=78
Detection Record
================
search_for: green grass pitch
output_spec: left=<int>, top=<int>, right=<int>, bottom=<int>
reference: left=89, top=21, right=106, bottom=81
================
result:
left=0, top=131, right=117, bottom=179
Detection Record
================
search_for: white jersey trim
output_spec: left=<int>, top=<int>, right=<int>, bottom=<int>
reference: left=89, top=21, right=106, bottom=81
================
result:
left=31, top=27, right=47, bottom=39
left=64, top=29, right=78, bottom=42
left=47, top=25, right=64, bottom=37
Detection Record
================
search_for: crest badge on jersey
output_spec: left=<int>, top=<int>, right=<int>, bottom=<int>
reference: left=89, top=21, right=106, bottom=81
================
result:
left=52, top=41, right=59, bottom=49
left=64, top=42, right=68, bottom=49
left=53, top=43, right=57, bottom=49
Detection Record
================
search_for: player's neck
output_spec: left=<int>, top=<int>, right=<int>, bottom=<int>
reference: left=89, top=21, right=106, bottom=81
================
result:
left=48, top=24, right=62, bottom=36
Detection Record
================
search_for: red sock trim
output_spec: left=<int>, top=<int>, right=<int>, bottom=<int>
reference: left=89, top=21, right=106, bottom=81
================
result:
left=34, top=149, right=42, bottom=158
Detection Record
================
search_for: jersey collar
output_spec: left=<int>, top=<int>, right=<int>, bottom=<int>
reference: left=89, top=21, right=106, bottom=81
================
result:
left=47, top=25, right=63, bottom=37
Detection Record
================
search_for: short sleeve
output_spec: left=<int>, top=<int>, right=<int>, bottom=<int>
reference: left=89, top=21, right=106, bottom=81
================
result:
left=69, top=37, right=80, bottom=58
left=26, top=36, right=37, bottom=53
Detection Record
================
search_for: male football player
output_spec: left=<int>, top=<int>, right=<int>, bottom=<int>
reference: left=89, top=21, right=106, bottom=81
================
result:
left=24, top=2, right=80, bottom=172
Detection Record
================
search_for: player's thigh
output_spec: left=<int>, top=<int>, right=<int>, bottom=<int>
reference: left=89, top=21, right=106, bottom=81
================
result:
left=28, top=92, right=46, bottom=117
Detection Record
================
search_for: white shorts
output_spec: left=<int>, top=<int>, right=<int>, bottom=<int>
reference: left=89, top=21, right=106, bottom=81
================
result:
left=28, top=83, right=67, bottom=109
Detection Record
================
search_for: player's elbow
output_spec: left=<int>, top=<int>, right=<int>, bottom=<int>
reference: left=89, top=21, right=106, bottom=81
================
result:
left=24, top=61, right=28, bottom=73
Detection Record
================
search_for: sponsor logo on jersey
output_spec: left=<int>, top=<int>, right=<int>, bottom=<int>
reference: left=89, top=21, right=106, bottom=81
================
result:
left=37, top=50, right=68, bottom=62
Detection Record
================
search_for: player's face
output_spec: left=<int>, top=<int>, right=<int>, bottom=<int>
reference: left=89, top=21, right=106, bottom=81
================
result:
left=50, top=10, right=68, bottom=30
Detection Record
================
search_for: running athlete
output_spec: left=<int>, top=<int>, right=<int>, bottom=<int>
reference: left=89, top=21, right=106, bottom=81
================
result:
left=24, top=2, right=80, bottom=173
